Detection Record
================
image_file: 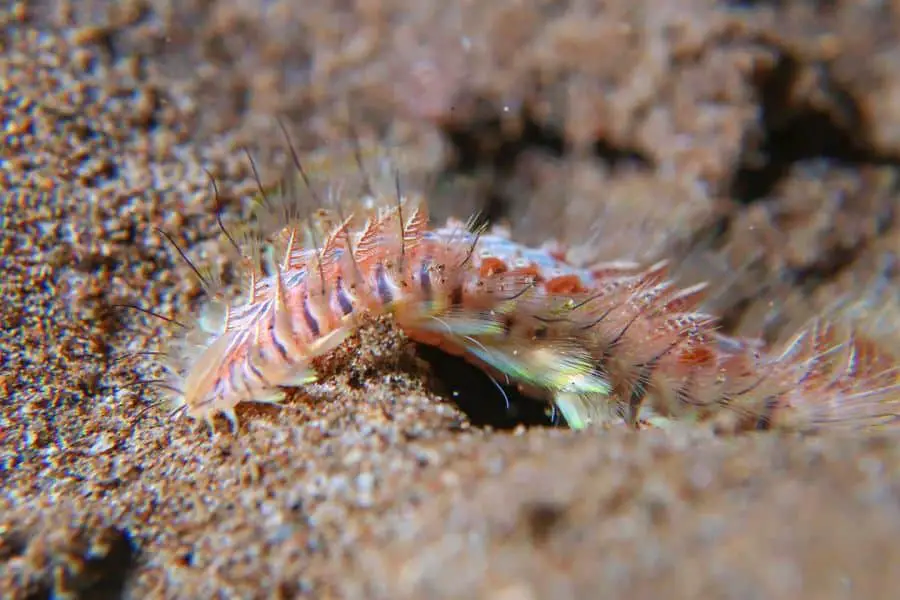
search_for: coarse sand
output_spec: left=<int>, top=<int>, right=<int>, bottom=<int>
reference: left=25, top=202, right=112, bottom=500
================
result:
left=3, top=2, right=900, bottom=599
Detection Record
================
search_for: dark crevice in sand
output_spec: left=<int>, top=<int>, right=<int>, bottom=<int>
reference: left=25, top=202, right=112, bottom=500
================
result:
left=522, top=500, right=568, bottom=544
left=445, top=106, right=652, bottom=172
left=0, top=530, right=28, bottom=562
left=80, top=528, right=138, bottom=600
left=731, top=49, right=900, bottom=205
left=443, top=104, right=564, bottom=173
left=415, top=343, right=560, bottom=430
left=8, top=526, right=137, bottom=600
left=442, top=104, right=652, bottom=223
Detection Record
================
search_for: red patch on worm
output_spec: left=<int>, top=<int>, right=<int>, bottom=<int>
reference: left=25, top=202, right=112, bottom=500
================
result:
left=479, top=257, right=508, bottom=278
left=545, top=274, right=586, bottom=295
left=678, top=346, right=716, bottom=366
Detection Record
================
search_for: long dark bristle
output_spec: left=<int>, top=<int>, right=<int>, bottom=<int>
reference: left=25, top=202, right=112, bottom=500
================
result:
left=346, top=119, right=375, bottom=198
left=110, top=350, right=169, bottom=364
left=156, top=227, right=210, bottom=290
left=111, top=303, right=187, bottom=329
left=333, top=200, right=366, bottom=288
left=277, top=119, right=323, bottom=206
left=277, top=119, right=329, bottom=297
left=459, top=225, right=485, bottom=269
left=395, top=168, right=405, bottom=261
left=203, top=167, right=242, bottom=255
left=119, top=378, right=179, bottom=391
left=129, top=401, right=188, bottom=431
left=244, top=148, right=271, bottom=210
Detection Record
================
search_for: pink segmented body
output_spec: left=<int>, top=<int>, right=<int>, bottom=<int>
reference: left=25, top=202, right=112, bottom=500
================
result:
left=155, top=176, right=900, bottom=434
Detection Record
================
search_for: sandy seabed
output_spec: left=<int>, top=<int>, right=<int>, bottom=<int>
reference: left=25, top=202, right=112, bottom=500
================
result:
left=3, top=1, right=900, bottom=598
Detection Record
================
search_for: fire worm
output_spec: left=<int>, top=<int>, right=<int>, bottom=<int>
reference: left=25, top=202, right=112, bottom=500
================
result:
left=146, top=138, right=900, bottom=435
